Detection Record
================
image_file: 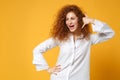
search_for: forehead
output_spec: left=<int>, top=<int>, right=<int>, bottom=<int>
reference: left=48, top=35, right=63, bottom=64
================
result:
left=66, top=11, right=77, bottom=17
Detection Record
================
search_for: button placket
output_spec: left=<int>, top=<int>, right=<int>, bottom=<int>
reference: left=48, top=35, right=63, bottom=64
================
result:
left=67, top=35, right=76, bottom=80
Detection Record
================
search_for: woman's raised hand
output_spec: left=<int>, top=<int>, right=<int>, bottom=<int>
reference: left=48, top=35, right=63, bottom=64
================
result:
left=82, top=14, right=95, bottom=28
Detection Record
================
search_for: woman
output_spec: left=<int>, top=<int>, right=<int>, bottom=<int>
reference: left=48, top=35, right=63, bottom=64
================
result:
left=32, top=4, right=115, bottom=80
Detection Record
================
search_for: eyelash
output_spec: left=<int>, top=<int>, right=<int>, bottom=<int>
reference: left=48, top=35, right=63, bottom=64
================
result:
left=66, top=18, right=75, bottom=21
left=71, top=18, right=75, bottom=20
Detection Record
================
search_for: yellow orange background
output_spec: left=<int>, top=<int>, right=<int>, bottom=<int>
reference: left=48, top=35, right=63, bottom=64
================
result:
left=0, top=0, right=120, bottom=80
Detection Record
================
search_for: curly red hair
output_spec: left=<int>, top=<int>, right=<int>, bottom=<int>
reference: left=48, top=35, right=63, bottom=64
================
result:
left=51, top=4, right=91, bottom=41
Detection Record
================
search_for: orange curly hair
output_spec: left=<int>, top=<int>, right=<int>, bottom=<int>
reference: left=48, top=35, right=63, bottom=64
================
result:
left=51, top=4, right=91, bottom=41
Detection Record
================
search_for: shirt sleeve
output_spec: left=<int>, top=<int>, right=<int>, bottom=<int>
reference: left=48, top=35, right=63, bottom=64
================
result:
left=32, top=37, right=58, bottom=71
left=90, top=19, right=115, bottom=45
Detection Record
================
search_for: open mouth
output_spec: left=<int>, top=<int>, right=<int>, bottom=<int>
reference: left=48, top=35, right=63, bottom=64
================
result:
left=69, top=25, right=74, bottom=28
left=69, top=25, right=75, bottom=30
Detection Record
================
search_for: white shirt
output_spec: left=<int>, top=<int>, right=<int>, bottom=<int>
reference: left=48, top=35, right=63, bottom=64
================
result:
left=32, top=19, right=115, bottom=80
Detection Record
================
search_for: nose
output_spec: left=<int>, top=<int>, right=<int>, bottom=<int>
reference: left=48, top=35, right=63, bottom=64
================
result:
left=68, top=20, right=72, bottom=24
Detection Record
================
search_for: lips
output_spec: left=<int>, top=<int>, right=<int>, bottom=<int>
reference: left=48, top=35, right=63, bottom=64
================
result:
left=69, top=25, right=74, bottom=27
left=69, top=25, right=75, bottom=30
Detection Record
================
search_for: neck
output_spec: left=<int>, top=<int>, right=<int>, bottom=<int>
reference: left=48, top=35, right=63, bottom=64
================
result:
left=73, top=33, right=77, bottom=42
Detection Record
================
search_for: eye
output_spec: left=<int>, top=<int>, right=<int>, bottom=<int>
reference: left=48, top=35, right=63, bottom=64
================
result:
left=71, top=17, right=75, bottom=20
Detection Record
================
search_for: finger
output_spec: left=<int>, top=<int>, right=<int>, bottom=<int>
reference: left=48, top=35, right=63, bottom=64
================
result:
left=55, top=68, right=61, bottom=72
left=56, top=65, right=61, bottom=67
left=82, top=24, right=85, bottom=29
left=55, top=66, right=61, bottom=69
left=54, top=66, right=61, bottom=70
left=53, top=72, right=58, bottom=75
left=55, top=67, right=61, bottom=71
left=47, top=68, right=54, bottom=73
left=84, top=13, right=88, bottom=17
left=55, top=65, right=61, bottom=69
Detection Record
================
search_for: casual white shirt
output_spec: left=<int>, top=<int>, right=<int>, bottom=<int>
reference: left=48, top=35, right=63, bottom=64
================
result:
left=32, top=19, right=115, bottom=80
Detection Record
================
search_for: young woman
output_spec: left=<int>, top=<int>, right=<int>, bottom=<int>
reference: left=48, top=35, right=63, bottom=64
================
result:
left=32, top=4, right=115, bottom=80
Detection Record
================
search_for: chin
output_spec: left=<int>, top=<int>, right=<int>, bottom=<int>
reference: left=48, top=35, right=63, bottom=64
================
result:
left=70, top=31, right=75, bottom=32
left=70, top=29, right=76, bottom=32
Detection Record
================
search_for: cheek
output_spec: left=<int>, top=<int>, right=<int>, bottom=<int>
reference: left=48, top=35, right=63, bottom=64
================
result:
left=65, top=21, right=69, bottom=26
left=73, top=20, right=78, bottom=25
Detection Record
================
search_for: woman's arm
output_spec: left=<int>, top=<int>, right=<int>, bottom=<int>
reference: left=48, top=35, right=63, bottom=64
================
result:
left=32, top=38, right=58, bottom=71
left=90, top=19, right=115, bottom=44
left=82, top=16, right=115, bottom=44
